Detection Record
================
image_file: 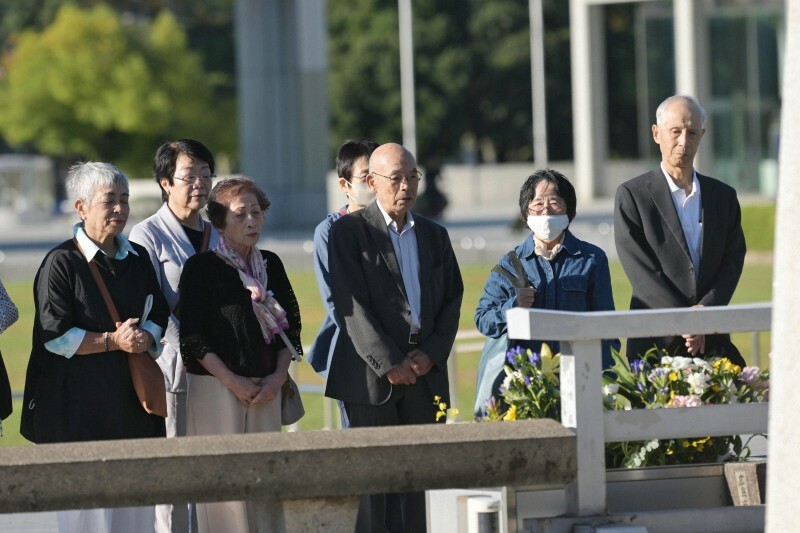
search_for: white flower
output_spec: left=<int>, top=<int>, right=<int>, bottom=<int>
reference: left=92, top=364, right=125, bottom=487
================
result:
left=602, top=383, right=619, bottom=396
left=686, top=372, right=710, bottom=395
left=661, top=356, right=674, bottom=366
left=501, top=370, right=523, bottom=392
left=693, top=358, right=712, bottom=372
left=671, top=356, right=693, bottom=370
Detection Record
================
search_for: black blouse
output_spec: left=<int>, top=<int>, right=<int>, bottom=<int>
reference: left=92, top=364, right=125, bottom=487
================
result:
left=20, top=240, right=169, bottom=444
left=179, top=249, right=302, bottom=378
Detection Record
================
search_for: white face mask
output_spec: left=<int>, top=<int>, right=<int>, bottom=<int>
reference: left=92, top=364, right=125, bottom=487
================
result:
left=527, top=214, right=569, bottom=242
left=346, top=180, right=376, bottom=207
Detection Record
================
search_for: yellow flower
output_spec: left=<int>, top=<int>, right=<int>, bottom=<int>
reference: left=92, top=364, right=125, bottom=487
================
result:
left=503, top=405, right=517, bottom=421
left=436, top=411, right=446, bottom=422
left=539, top=343, right=561, bottom=385
left=669, top=371, right=678, bottom=382
left=433, top=395, right=441, bottom=403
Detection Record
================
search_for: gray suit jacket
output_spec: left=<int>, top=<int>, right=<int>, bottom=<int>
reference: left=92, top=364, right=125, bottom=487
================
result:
left=614, top=169, right=746, bottom=358
left=326, top=201, right=463, bottom=405
left=129, top=204, right=219, bottom=392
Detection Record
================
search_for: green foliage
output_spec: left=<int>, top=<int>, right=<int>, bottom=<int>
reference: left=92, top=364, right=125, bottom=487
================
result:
left=328, top=0, right=577, bottom=163
left=741, top=203, right=775, bottom=252
left=0, top=4, right=235, bottom=175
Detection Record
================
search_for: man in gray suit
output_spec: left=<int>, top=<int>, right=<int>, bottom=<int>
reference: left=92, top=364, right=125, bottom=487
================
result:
left=614, top=95, right=746, bottom=365
left=327, top=142, right=463, bottom=532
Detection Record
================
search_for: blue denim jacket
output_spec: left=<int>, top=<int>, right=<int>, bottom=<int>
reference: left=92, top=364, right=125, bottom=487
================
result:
left=474, top=230, right=620, bottom=369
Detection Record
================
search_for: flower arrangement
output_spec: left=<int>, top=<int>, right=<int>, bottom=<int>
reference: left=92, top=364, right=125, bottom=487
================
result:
left=482, top=344, right=561, bottom=422
left=481, top=344, right=769, bottom=469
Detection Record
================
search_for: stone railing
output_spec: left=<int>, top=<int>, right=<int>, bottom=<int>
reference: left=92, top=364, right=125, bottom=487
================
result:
left=0, top=419, right=576, bottom=532
left=506, top=303, right=771, bottom=519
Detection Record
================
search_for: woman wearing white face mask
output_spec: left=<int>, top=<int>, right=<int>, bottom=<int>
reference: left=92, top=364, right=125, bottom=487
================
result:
left=474, top=169, right=620, bottom=413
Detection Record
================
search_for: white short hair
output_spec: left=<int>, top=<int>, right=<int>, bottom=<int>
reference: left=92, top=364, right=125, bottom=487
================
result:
left=655, top=94, right=707, bottom=127
left=66, top=162, right=128, bottom=205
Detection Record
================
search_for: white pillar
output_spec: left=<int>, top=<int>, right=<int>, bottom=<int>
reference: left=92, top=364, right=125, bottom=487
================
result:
left=765, top=3, right=800, bottom=530
left=673, top=0, right=699, bottom=96
left=529, top=0, right=548, bottom=168
left=398, top=0, right=417, bottom=156
left=235, top=0, right=329, bottom=229
left=569, top=0, right=606, bottom=202
left=673, top=0, right=713, bottom=172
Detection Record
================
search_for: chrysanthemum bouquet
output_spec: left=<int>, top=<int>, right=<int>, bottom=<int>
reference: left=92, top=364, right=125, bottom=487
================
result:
left=480, top=344, right=770, bottom=469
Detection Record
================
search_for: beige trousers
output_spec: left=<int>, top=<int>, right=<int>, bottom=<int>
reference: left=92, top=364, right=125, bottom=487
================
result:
left=186, top=374, right=281, bottom=533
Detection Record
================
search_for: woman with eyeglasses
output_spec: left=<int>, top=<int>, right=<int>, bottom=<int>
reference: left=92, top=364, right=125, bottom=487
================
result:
left=473, top=169, right=620, bottom=415
left=129, top=139, right=219, bottom=533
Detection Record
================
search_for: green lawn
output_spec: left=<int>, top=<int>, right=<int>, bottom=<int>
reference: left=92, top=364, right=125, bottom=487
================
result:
left=0, top=259, right=773, bottom=446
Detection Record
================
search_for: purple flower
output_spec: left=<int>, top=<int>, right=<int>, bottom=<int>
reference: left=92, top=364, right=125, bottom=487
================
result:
left=631, top=360, right=644, bottom=375
left=740, top=366, right=760, bottom=385
left=637, top=382, right=645, bottom=392
left=524, top=376, right=532, bottom=387
left=505, top=346, right=524, bottom=364
left=529, top=351, right=541, bottom=366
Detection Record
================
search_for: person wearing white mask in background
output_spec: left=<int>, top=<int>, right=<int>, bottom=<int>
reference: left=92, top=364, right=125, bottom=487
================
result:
left=474, top=169, right=620, bottom=411
left=308, top=139, right=378, bottom=428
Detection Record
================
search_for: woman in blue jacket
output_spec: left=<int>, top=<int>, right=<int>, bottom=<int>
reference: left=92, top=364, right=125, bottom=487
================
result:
left=474, top=169, right=620, bottom=412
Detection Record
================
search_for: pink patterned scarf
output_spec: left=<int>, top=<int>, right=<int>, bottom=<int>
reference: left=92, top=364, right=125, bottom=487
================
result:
left=213, top=236, right=289, bottom=345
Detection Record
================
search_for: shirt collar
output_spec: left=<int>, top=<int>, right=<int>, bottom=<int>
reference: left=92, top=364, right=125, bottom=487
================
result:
left=520, top=229, right=580, bottom=260
left=73, top=222, right=138, bottom=262
left=375, top=201, right=415, bottom=234
left=660, top=163, right=699, bottom=196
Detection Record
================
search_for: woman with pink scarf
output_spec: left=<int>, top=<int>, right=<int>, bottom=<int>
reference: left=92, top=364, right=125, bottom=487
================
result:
left=179, top=177, right=302, bottom=533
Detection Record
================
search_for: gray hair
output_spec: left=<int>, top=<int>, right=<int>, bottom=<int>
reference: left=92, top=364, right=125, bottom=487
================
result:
left=655, top=94, right=707, bottom=127
left=66, top=162, right=129, bottom=205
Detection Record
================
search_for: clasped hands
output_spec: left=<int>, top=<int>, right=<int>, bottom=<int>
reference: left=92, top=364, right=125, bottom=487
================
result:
left=682, top=304, right=705, bottom=356
left=386, top=349, right=434, bottom=385
left=227, top=371, right=286, bottom=408
left=112, top=317, right=154, bottom=354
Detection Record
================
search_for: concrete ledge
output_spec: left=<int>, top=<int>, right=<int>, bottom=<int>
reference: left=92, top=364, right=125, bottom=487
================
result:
left=526, top=505, right=765, bottom=533
left=0, top=419, right=575, bottom=513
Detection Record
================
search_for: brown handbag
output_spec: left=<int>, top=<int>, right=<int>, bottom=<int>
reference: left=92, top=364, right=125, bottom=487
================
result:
left=74, top=239, right=167, bottom=417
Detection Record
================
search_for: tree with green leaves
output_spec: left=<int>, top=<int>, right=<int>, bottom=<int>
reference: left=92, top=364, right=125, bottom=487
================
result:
left=0, top=4, right=235, bottom=176
left=328, top=0, right=579, bottom=164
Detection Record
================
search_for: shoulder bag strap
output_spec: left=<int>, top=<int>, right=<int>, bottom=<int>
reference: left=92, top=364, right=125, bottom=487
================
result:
left=72, top=238, right=121, bottom=324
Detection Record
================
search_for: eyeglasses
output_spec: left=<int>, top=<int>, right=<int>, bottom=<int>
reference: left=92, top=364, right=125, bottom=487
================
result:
left=528, top=197, right=567, bottom=215
left=372, top=170, right=422, bottom=185
left=173, top=175, right=214, bottom=185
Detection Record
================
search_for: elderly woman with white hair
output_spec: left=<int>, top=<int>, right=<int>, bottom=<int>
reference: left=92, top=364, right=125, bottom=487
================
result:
left=20, top=161, right=169, bottom=533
